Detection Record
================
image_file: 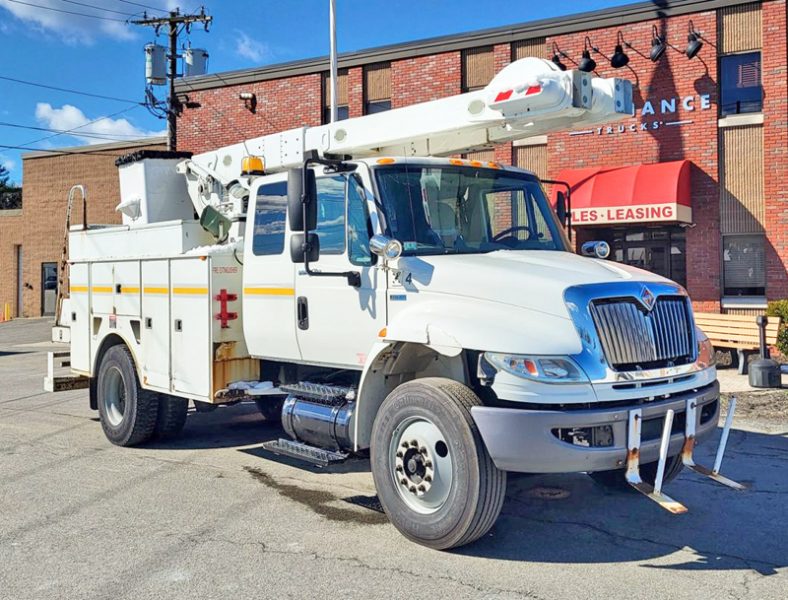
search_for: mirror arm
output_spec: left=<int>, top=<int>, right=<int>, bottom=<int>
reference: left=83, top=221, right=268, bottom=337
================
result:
left=300, top=152, right=361, bottom=288
left=541, top=179, right=573, bottom=243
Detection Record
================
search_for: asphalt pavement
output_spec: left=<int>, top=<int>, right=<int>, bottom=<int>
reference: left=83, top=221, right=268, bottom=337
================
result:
left=1, top=318, right=786, bottom=600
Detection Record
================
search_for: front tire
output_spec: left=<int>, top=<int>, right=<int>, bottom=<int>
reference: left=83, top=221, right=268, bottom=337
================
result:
left=97, top=345, right=158, bottom=447
left=370, top=378, right=506, bottom=550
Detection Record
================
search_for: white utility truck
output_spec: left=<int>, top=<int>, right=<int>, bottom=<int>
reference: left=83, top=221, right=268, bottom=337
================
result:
left=48, top=58, right=743, bottom=550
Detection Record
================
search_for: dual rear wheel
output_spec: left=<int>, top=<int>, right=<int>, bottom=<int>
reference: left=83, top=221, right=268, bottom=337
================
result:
left=97, top=345, right=187, bottom=447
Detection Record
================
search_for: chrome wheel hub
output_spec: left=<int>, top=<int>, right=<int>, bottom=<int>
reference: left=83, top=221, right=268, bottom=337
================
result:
left=102, top=366, right=126, bottom=427
left=390, top=417, right=452, bottom=514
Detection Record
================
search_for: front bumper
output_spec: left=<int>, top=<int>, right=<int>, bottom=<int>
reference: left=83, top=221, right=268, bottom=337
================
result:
left=471, top=381, right=720, bottom=473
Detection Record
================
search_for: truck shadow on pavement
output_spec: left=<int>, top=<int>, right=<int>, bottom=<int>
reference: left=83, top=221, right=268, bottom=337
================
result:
left=459, top=428, right=787, bottom=575
left=148, top=402, right=786, bottom=574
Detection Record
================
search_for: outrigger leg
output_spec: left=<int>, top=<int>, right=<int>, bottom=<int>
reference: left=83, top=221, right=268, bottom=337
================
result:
left=625, top=408, right=688, bottom=514
left=681, top=396, right=747, bottom=491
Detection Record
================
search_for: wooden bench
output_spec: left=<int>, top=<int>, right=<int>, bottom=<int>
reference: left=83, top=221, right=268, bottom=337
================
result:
left=694, top=312, right=781, bottom=374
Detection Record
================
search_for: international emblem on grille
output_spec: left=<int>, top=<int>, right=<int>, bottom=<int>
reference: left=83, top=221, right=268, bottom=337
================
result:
left=639, top=286, right=656, bottom=311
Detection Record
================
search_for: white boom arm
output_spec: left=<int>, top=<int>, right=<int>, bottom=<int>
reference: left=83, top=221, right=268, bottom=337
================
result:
left=178, top=58, right=633, bottom=219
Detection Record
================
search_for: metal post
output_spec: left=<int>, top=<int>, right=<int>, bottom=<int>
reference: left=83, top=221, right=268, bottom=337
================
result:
left=756, top=316, right=769, bottom=359
left=167, top=11, right=178, bottom=151
left=713, top=397, right=736, bottom=475
left=653, top=409, right=675, bottom=495
left=329, top=0, right=338, bottom=123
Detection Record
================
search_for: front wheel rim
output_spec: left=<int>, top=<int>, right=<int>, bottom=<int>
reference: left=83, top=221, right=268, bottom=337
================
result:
left=390, top=417, right=453, bottom=514
left=102, top=366, right=126, bottom=427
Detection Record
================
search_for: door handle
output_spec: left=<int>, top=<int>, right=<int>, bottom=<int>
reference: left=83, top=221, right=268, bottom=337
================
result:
left=297, top=296, right=309, bottom=330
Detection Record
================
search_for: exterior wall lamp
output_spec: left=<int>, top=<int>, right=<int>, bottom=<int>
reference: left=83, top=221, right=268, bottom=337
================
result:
left=686, top=20, right=704, bottom=59
left=551, top=42, right=568, bottom=71
left=239, top=92, right=257, bottom=113
left=578, top=36, right=598, bottom=72
left=610, top=31, right=630, bottom=69
left=650, top=25, right=667, bottom=62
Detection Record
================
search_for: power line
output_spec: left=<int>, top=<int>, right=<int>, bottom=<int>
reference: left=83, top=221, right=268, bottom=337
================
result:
left=116, top=0, right=167, bottom=13
left=17, top=105, right=142, bottom=148
left=5, top=0, right=128, bottom=22
left=0, top=74, right=142, bottom=105
left=55, top=0, right=135, bottom=17
left=0, top=120, right=152, bottom=141
left=0, top=144, right=142, bottom=157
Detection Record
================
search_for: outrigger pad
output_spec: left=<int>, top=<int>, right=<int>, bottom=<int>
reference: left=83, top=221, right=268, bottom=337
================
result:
left=625, top=408, right=688, bottom=514
left=682, top=397, right=747, bottom=491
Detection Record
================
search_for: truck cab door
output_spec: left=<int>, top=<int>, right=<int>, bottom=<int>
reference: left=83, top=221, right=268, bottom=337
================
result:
left=294, top=172, right=386, bottom=369
left=242, top=174, right=301, bottom=362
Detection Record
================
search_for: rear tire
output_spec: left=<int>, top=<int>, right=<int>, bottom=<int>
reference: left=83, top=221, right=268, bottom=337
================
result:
left=370, top=378, right=506, bottom=550
left=589, top=454, right=684, bottom=490
left=97, top=345, right=158, bottom=447
left=155, top=395, right=188, bottom=438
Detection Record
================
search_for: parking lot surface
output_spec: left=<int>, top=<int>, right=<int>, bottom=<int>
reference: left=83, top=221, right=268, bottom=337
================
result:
left=1, top=319, right=786, bottom=600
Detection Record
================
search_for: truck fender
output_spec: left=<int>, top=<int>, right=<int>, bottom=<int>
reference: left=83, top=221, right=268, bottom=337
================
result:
left=353, top=340, right=466, bottom=451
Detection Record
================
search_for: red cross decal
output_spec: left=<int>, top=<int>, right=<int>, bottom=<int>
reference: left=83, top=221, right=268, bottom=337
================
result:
left=214, top=288, right=238, bottom=328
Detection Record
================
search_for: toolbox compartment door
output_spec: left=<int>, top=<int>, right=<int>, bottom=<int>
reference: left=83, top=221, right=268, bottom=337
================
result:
left=140, top=260, right=171, bottom=391
left=69, top=263, right=91, bottom=374
left=170, top=258, right=211, bottom=400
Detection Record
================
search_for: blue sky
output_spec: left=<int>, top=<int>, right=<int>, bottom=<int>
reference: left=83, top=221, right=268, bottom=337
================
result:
left=0, top=0, right=633, bottom=185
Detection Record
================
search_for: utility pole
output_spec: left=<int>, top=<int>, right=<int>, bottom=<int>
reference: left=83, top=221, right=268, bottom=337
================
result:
left=329, top=0, right=338, bottom=123
left=131, top=8, right=212, bottom=151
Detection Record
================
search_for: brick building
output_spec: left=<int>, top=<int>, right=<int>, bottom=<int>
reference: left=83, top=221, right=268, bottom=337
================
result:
left=0, top=138, right=165, bottom=318
left=2, top=0, right=785, bottom=318
left=174, top=0, right=787, bottom=315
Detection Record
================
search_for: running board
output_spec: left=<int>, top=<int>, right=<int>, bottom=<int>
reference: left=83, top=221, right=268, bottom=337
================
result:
left=681, top=397, right=747, bottom=491
left=261, top=438, right=348, bottom=467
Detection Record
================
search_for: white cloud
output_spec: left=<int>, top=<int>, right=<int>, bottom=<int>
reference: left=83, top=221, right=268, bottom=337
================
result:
left=234, top=30, right=271, bottom=64
left=0, top=154, right=16, bottom=173
left=35, top=103, right=165, bottom=145
left=0, top=0, right=202, bottom=45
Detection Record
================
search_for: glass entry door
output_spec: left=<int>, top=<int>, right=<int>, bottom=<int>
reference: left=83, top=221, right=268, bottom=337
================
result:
left=41, top=262, right=57, bottom=316
left=602, top=227, right=687, bottom=287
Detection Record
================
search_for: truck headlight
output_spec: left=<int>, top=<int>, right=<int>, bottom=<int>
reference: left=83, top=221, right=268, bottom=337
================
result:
left=697, top=329, right=715, bottom=369
left=484, top=353, right=589, bottom=383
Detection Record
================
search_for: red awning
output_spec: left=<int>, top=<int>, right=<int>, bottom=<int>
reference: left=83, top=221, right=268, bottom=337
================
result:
left=552, top=160, right=692, bottom=226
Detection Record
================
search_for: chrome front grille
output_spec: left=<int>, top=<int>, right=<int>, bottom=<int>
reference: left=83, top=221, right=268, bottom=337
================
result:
left=590, top=297, right=694, bottom=369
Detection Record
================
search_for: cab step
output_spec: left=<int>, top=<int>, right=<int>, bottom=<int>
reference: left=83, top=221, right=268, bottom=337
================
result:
left=261, top=438, right=348, bottom=467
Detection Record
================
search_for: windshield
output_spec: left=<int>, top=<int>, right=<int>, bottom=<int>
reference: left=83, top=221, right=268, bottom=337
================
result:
left=374, top=164, right=571, bottom=256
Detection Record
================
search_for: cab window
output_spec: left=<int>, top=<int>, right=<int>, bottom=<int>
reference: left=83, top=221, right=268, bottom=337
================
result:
left=252, top=181, right=287, bottom=256
left=315, top=176, right=346, bottom=254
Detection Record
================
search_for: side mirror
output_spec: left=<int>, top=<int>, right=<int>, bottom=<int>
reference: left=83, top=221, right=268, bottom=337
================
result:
left=581, top=241, right=611, bottom=259
left=369, top=235, right=403, bottom=261
left=287, top=168, right=317, bottom=232
left=556, top=191, right=567, bottom=225
left=290, top=232, right=320, bottom=263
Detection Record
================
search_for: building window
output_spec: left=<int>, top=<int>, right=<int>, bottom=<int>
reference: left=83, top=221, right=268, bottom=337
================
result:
left=252, top=181, right=287, bottom=256
left=719, top=52, right=762, bottom=116
left=322, top=69, right=348, bottom=124
left=723, top=234, right=765, bottom=296
left=462, top=46, right=494, bottom=92
left=364, top=62, right=391, bottom=114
